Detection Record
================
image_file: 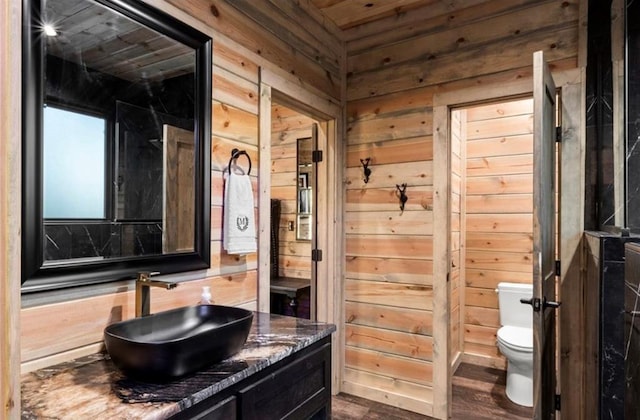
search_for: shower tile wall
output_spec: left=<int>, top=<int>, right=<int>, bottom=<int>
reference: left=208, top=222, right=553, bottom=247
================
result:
left=585, top=231, right=640, bottom=420
left=584, top=0, right=614, bottom=230
left=627, top=0, right=640, bottom=230
left=44, top=222, right=162, bottom=260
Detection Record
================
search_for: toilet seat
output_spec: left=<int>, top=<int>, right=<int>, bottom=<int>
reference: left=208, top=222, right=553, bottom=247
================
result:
left=497, top=326, right=533, bottom=353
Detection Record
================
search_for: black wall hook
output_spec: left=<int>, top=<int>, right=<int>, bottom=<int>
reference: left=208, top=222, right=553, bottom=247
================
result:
left=360, top=158, right=371, bottom=183
left=228, top=148, right=252, bottom=175
left=396, top=183, right=408, bottom=212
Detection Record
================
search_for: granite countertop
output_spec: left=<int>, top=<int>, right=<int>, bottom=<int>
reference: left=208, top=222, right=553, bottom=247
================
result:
left=21, top=312, right=336, bottom=419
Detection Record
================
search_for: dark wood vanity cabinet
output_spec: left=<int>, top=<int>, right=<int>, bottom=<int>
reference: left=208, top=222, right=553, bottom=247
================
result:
left=238, top=340, right=331, bottom=419
left=170, top=337, right=331, bottom=420
left=174, top=396, right=237, bottom=420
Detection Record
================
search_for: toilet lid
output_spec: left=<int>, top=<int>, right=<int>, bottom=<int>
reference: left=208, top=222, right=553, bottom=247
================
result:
left=497, top=326, right=533, bottom=352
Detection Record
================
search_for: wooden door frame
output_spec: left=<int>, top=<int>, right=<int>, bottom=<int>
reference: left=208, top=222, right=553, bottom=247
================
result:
left=258, top=68, right=345, bottom=393
left=1, top=0, right=22, bottom=416
left=432, top=68, right=584, bottom=419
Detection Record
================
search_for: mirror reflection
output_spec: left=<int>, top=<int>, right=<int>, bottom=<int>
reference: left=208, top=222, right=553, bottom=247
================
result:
left=41, top=0, right=196, bottom=263
left=22, top=0, right=211, bottom=289
left=296, top=136, right=313, bottom=241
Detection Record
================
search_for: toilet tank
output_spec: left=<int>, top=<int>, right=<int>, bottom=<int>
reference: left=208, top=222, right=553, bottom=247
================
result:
left=497, top=282, right=533, bottom=328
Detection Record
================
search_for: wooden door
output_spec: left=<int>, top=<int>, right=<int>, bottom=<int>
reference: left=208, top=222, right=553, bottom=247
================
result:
left=163, top=124, right=195, bottom=253
left=530, top=50, right=560, bottom=419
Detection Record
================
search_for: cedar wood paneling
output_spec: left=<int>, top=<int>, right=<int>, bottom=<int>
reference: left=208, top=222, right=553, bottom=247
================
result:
left=344, top=0, right=578, bottom=415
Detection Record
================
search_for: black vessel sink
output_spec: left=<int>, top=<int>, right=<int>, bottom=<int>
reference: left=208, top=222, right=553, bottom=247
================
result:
left=104, top=305, right=253, bottom=381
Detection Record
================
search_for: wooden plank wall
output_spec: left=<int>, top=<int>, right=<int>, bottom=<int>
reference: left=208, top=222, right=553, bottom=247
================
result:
left=270, top=103, right=314, bottom=279
left=344, top=0, right=578, bottom=416
left=18, top=0, right=343, bottom=371
left=450, top=110, right=466, bottom=368
left=343, top=72, right=435, bottom=415
left=463, top=98, right=534, bottom=368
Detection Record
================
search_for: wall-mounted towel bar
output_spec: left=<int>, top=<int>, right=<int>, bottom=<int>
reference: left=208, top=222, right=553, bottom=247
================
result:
left=228, top=148, right=252, bottom=175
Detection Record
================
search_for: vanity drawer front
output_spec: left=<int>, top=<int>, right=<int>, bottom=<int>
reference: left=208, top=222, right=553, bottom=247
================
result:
left=238, top=341, right=331, bottom=420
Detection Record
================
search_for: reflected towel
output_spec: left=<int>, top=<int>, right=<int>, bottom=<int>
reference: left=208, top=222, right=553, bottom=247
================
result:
left=223, top=172, right=257, bottom=254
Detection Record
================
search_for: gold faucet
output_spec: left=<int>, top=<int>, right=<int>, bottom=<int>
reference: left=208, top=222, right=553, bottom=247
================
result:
left=135, top=272, right=178, bottom=317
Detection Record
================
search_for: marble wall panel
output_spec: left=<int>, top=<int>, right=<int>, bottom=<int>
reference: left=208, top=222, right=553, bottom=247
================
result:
left=585, top=232, right=640, bottom=419
left=44, top=222, right=162, bottom=261
left=624, top=243, right=640, bottom=420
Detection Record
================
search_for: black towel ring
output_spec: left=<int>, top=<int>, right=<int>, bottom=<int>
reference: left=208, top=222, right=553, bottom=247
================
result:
left=228, top=148, right=252, bottom=175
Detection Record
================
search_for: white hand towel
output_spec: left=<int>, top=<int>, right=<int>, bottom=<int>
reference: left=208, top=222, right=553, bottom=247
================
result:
left=223, top=172, right=257, bottom=254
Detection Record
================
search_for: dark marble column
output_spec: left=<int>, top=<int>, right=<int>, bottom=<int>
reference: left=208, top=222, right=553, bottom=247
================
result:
left=625, top=243, right=640, bottom=420
left=585, top=232, right=640, bottom=420
left=600, top=236, right=628, bottom=420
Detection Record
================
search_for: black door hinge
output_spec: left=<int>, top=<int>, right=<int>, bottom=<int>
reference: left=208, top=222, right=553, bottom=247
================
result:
left=312, top=150, right=323, bottom=163
left=555, top=126, right=562, bottom=142
left=311, top=249, right=323, bottom=262
left=555, top=393, right=561, bottom=411
left=555, top=260, right=561, bottom=276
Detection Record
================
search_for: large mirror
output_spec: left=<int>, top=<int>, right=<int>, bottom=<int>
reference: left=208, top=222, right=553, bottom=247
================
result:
left=22, top=0, right=212, bottom=292
left=296, top=125, right=317, bottom=241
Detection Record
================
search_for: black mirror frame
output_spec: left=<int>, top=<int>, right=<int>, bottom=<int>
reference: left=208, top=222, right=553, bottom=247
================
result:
left=21, top=0, right=212, bottom=293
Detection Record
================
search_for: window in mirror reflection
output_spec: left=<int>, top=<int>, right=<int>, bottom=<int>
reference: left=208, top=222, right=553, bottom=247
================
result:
left=43, top=106, right=106, bottom=219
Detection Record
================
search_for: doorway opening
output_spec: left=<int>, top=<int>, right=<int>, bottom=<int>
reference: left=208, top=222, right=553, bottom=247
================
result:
left=431, top=58, right=583, bottom=420
left=257, top=71, right=343, bottom=353
left=449, top=96, right=535, bottom=372
left=269, top=102, right=322, bottom=320
left=447, top=96, right=537, bottom=418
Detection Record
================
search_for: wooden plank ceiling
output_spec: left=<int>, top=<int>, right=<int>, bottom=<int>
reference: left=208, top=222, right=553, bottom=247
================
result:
left=310, top=0, right=473, bottom=31
left=48, top=0, right=496, bottom=83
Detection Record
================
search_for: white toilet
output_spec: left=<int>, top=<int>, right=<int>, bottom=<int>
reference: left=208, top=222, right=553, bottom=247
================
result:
left=496, top=282, right=533, bottom=407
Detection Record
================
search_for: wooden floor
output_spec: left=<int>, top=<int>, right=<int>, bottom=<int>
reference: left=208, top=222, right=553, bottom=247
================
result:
left=332, top=363, right=533, bottom=419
